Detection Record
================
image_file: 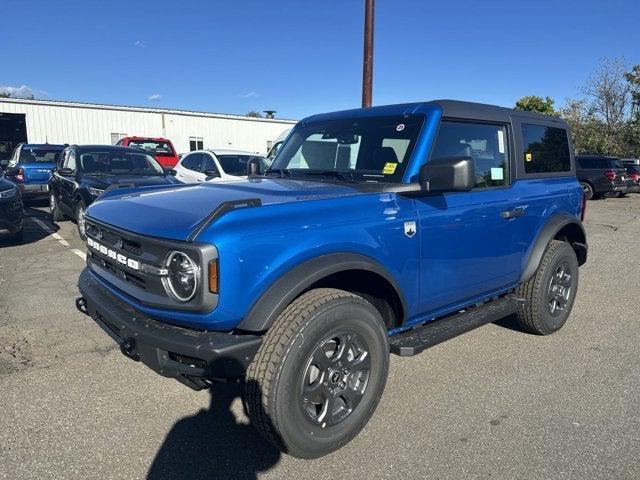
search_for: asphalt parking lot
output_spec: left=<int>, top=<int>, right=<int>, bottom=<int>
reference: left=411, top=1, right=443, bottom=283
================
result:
left=0, top=196, right=639, bottom=480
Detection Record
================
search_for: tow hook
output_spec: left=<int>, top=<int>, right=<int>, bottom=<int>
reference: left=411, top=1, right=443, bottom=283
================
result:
left=120, top=337, right=140, bottom=362
left=75, top=297, right=88, bottom=316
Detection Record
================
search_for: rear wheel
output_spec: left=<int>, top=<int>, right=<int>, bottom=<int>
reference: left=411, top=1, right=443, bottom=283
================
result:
left=244, top=288, right=389, bottom=459
left=75, top=200, right=87, bottom=240
left=604, top=191, right=620, bottom=198
left=579, top=182, right=594, bottom=200
left=514, top=240, right=579, bottom=335
left=50, top=192, right=65, bottom=222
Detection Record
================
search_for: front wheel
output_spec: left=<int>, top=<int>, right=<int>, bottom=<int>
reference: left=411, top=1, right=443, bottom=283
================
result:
left=50, top=192, right=65, bottom=222
left=514, top=240, right=579, bottom=335
left=244, top=288, right=389, bottom=459
left=75, top=200, right=87, bottom=240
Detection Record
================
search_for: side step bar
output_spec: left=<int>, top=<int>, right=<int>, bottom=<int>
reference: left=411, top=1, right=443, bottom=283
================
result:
left=390, top=295, right=525, bottom=356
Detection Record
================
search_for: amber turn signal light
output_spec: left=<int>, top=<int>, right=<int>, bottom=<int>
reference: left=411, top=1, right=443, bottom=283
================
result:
left=208, top=260, right=218, bottom=294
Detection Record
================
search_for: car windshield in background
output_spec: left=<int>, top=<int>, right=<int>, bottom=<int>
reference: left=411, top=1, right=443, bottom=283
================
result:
left=79, top=151, right=164, bottom=176
left=268, top=115, right=424, bottom=183
left=218, top=155, right=269, bottom=176
left=18, top=147, right=64, bottom=164
left=128, top=140, right=174, bottom=157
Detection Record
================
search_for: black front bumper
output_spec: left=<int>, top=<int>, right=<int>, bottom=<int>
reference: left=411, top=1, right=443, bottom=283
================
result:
left=77, top=268, right=262, bottom=390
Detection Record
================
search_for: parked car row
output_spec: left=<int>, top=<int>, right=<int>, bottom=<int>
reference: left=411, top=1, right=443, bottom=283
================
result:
left=0, top=138, right=269, bottom=241
left=576, top=155, right=640, bottom=200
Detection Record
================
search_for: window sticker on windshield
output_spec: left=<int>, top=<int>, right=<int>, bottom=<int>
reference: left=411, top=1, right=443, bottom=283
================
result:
left=383, top=162, right=398, bottom=175
left=497, top=130, right=505, bottom=154
left=525, top=153, right=533, bottom=162
left=396, top=123, right=405, bottom=132
left=490, top=167, right=504, bottom=181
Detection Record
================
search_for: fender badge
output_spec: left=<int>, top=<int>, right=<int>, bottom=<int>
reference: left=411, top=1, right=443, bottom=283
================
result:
left=404, top=221, right=416, bottom=238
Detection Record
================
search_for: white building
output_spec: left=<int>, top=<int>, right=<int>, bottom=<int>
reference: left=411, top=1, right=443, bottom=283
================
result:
left=0, top=98, right=296, bottom=156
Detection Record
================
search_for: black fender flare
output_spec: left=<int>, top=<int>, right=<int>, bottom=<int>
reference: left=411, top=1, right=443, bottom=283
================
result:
left=520, top=214, right=587, bottom=284
left=236, top=252, right=408, bottom=332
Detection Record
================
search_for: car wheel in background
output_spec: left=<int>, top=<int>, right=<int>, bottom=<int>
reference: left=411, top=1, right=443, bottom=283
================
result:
left=244, top=288, right=390, bottom=459
left=76, top=200, right=87, bottom=240
left=50, top=192, right=65, bottom=222
left=514, top=240, right=579, bottom=335
left=580, top=182, right=594, bottom=200
left=603, top=191, right=620, bottom=198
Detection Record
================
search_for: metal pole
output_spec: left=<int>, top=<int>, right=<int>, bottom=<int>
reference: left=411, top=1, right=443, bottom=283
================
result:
left=362, top=0, right=375, bottom=107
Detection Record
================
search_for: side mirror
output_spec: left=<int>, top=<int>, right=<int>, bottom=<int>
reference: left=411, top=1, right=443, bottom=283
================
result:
left=247, top=158, right=261, bottom=176
left=419, top=156, right=475, bottom=192
left=204, top=169, right=220, bottom=178
left=57, top=167, right=75, bottom=177
left=167, top=168, right=177, bottom=176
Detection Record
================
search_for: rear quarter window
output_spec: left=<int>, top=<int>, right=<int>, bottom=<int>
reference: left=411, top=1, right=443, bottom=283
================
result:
left=521, top=124, right=571, bottom=174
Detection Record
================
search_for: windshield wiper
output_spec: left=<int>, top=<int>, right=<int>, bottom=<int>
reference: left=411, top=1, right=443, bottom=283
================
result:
left=265, top=168, right=292, bottom=179
left=301, top=170, right=358, bottom=183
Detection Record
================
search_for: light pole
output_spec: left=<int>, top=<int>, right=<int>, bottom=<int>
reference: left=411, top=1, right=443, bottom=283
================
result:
left=362, top=0, right=375, bottom=107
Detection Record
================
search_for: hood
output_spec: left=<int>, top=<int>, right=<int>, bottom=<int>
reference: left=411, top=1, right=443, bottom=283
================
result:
left=86, top=178, right=364, bottom=241
left=83, top=174, right=175, bottom=190
left=0, top=176, right=17, bottom=192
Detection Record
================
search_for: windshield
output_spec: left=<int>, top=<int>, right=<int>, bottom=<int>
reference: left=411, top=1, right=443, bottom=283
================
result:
left=79, top=151, right=164, bottom=176
left=127, top=140, right=175, bottom=157
left=218, top=155, right=270, bottom=176
left=17, top=147, right=64, bottom=164
left=269, top=115, right=423, bottom=182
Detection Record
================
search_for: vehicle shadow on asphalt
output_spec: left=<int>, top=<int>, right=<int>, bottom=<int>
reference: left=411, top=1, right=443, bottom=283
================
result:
left=147, top=381, right=282, bottom=480
left=493, top=313, right=528, bottom=333
left=0, top=203, right=61, bottom=248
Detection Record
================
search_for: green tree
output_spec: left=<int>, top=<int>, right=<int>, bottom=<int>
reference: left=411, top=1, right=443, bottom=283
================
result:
left=515, top=95, right=556, bottom=115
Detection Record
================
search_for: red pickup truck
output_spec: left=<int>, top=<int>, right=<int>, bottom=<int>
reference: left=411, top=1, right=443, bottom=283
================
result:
left=116, top=136, right=179, bottom=168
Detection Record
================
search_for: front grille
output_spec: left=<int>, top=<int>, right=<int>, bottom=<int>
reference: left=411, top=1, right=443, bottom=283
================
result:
left=88, top=251, right=147, bottom=290
left=85, top=220, right=152, bottom=292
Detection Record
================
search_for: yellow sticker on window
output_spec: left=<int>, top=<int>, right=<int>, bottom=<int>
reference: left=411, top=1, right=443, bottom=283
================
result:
left=383, top=162, right=398, bottom=174
left=525, top=153, right=533, bottom=162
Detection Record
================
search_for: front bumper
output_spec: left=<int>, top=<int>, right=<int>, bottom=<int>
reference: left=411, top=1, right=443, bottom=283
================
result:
left=77, top=268, right=262, bottom=390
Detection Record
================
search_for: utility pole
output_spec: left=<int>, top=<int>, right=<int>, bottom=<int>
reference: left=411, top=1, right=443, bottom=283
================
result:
left=362, top=0, right=375, bottom=107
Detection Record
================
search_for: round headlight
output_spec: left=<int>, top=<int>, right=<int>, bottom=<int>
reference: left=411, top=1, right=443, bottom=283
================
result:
left=163, top=251, right=199, bottom=302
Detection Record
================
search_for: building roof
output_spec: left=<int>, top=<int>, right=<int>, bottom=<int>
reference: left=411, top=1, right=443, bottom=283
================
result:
left=0, top=97, right=298, bottom=124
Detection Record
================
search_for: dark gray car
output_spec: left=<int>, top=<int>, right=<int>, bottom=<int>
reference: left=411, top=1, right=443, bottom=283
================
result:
left=575, top=155, right=627, bottom=199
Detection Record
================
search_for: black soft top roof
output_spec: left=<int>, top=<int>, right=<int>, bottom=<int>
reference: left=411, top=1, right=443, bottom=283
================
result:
left=431, top=100, right=567, bottom=125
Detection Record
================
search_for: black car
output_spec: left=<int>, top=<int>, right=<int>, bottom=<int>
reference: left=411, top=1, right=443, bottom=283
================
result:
left=49, top=145, right=178, bottom=239
left=0, top=173, right=24, bottom=243
left=575, top=155, right=628, bottom=200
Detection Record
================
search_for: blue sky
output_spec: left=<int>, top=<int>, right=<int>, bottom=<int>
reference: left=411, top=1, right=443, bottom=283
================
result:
left=1, top=0, right=638, bottom=119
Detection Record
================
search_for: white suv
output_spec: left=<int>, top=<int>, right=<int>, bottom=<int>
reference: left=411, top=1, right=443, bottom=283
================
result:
left=172, top=149, right=269, bottom=183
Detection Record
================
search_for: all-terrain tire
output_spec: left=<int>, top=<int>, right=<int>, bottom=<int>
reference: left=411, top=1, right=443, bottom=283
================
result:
left=244, top=288, right=389, bottom=459
left=515, top=240, right=579, bottom=335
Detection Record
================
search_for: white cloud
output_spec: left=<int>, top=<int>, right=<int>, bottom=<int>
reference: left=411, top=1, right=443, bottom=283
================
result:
left=134, top=40, right=147, bottom=48
left=240, top=91, right=259, bottom=99
left=0, top=84, right=47, bottom=99
left=148, top=94, right=162, bottom=101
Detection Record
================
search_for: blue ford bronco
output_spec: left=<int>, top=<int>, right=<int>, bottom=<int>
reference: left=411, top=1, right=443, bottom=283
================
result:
left=77, top=100, right=587, bottom=458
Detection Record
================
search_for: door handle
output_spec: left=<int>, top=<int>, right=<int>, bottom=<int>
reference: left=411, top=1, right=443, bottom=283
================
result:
left=501, top=207, right=525, bottom=219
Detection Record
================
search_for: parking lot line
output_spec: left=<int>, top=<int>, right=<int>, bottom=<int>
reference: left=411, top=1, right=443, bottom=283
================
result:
left=71, top=248, right=87, bottom=260
left=31, top=217, right=71, bottom=247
